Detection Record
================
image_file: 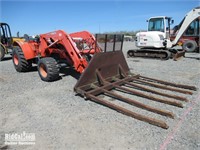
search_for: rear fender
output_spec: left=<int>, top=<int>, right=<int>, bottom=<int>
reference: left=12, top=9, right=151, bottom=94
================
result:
left=13, top=41, right=36, bottom=60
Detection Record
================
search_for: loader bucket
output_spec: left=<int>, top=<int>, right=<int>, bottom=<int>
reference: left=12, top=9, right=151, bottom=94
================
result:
left=169, top=49, right=186, bottom=61
left=74, top=34, right=197, bottom=129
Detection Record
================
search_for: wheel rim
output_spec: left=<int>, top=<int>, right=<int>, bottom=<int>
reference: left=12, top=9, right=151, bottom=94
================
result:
left=186, top=43, right=192, bottom=49
left=13, top=54, right=19, bottom=65
left=39, top=64, right=47, bottom=78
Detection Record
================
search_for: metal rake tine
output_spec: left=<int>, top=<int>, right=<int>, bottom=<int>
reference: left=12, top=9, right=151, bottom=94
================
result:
left=139, top=76, right=197, bottom=91
left=133, top=78, right=193, bottom=95
left=124, top=81, right=188, bottom=102
left=102, top=89, right=175, bottom=118
left=85, top=93, right=169, bottom=129
left=114, top=85, right=183, bottom=108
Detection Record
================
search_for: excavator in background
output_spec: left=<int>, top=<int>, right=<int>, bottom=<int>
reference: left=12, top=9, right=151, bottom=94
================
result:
left=127, top=7, right=200, bottom=60
left=0, top=22, right=24, bottom=61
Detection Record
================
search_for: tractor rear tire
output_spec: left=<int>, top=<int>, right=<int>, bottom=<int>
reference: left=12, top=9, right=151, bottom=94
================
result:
left=182, top=40, right=197, bottom=52
left=12, top=46, right=32, bottom=72
left=0, top=45, right=5, bottom=61
left=37, top=57, right=60, bottom=82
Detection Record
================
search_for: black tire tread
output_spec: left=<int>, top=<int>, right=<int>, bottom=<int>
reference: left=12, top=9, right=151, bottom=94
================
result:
left=182, top=40, right=197, bottom=52
left=12, top=46, right=32, bottom=72
left=38, top=57, right=59, bottom=82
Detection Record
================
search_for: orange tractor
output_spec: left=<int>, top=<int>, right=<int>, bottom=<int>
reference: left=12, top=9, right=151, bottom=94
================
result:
left=12, top=30, right=101, bottom=81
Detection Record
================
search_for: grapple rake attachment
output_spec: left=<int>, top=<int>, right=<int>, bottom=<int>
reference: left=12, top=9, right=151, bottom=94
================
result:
left=74, top=34, right=197, bottom=129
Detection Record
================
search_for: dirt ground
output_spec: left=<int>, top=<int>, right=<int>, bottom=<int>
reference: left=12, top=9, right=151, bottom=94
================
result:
left=0, top=42, right=200, bottom=150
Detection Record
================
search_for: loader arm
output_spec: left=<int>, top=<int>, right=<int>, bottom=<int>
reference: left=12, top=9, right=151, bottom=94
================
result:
left=172, top=7, right=200, bottom=45
left=70, top=31, right=102, bottom=54
left=39, top=30, right=88, bottom=73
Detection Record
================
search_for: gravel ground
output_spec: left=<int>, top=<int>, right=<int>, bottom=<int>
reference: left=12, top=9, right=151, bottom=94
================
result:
left=0, top=41, right=200, bottom=150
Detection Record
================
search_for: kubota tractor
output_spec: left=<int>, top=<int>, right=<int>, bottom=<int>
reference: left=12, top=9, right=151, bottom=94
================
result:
left=12, top=30, right=101, bottom=81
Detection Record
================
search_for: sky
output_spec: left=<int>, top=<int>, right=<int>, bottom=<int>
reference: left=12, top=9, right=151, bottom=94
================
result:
left=0, top=0, right=199, bottom=36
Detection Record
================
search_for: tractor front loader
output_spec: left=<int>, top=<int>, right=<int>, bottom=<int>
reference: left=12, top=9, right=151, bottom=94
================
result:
left=12, top=31, right=197, bottom=129
left=12, top=30, right=101, bottom=81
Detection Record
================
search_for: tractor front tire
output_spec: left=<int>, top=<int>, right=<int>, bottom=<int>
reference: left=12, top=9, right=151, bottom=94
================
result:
left=37, top=57, right=60, bottom=82
left=0, top=45, right=5, bottom=61
left=12, top=46, right=32, bottom=72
